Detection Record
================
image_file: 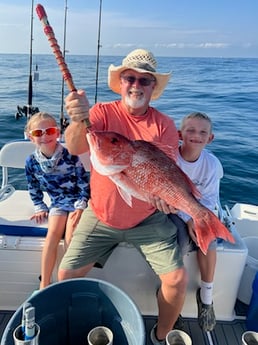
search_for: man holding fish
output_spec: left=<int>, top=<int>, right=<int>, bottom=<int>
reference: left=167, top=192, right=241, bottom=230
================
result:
left=58, top=49, right=234, bottom=344
left=58, top=49, right=187, bottom=344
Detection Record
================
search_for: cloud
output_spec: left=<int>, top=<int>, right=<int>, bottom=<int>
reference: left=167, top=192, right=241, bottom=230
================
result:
left=0, top=2, right=257, bottom=57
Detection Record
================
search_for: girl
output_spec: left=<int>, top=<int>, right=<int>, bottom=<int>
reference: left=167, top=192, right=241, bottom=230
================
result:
left=25, top=112, right=90, bottom=289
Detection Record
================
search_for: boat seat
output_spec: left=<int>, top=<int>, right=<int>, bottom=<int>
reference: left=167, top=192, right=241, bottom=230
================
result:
left=0, top=140, right=90, bottom=237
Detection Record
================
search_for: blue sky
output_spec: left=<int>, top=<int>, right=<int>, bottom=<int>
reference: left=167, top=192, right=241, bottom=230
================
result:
left=0, top=0, right=257, bottom=58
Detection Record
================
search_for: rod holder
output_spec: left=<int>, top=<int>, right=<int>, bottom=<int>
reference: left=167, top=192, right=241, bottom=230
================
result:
left=13, top=324, right=40, bottom=345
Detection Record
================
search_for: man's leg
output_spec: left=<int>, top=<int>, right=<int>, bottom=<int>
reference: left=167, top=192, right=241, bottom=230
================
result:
left=154, top=267, right=188, bottom=341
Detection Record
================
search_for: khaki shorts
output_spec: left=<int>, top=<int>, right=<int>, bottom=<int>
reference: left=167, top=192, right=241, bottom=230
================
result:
left=59, top=205, right=184, bottom=275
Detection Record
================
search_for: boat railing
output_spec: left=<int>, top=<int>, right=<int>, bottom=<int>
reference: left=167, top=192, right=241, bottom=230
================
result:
left=0, top=140, right=35, bottom=197
left=0, top=184, right=15, bottom=202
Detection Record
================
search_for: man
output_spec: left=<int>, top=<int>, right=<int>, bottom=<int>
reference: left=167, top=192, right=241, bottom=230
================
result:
left=58, top=49, right=188, bottom=345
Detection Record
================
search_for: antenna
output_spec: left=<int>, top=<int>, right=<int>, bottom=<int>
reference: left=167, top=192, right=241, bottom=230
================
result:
left=94, top=0, right=102, bottom=104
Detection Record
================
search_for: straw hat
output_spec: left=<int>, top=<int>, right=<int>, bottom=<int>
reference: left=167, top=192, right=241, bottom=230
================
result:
left=108, top=49, right=171, bottom=100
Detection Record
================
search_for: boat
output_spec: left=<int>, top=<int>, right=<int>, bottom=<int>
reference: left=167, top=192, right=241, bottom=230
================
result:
left=0, top=138, right=258, bottom=345
left=1, top=1, right=258, bottom=344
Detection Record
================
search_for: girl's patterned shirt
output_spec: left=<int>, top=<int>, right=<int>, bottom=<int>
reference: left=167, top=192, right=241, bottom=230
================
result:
left=25, top=144, right=90, bottom=213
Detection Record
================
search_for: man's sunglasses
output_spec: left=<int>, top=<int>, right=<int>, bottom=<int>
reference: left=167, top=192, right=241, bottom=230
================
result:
left=29, top=127, right=58, bottom=137
left=121, top=75, right=156, bottom=87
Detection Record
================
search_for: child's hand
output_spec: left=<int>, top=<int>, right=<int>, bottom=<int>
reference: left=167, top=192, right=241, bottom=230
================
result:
left=30, top=211, right=48, bottom=224
left=186, top=219, right=198, bottom=245
left=70, top=209, right=83, bottom=229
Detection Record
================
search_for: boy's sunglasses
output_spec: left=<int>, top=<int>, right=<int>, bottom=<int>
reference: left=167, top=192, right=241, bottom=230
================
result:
left=121, top=75, right=156, bottom=87
left=29, top=127, right=58, bottom=137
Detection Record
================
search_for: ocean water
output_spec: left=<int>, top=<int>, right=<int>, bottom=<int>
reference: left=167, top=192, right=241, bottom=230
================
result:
left=0, top=53, right=257, bottom=209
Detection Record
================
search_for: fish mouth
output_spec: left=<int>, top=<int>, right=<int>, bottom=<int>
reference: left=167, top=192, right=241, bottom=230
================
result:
left=87, top=131, right=100, bottom=150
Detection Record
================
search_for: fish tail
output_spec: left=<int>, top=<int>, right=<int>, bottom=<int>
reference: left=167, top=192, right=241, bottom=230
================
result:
left=194, top=208, right=235, bottom=255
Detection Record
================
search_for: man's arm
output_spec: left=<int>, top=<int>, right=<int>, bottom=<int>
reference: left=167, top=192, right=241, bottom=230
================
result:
left=65, top=121, right=89, bottom=155
left=64, top=90, right=91, bottom=155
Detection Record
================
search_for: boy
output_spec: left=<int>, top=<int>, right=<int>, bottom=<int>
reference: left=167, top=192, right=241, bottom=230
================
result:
left=172, top=112, right=223, bottom=332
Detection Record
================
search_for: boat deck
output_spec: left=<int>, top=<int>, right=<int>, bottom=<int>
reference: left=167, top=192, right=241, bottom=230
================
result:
left=0, top=300, right=248, bottom=345
left=144, top=316, right=247, bottom=345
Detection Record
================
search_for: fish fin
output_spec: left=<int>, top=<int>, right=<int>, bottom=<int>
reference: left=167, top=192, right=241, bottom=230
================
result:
left=108, top=175, right=133, bottom=207
left=109, top=173, right=149, bottom=207
left=116, top=185, right=133, bottom=207
left=151, top=142, right=178, bottom=162
left=194, top=208, right=235, bottom=255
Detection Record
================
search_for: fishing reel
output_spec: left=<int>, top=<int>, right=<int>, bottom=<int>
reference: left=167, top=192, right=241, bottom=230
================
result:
left=15, top=105, right=40, bottom=120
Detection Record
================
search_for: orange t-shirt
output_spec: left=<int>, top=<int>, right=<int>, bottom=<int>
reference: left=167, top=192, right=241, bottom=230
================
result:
left=89, top=100, right=178, bottom=229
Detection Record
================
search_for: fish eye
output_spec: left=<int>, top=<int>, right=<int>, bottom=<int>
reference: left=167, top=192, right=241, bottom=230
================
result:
left=111, top=137, right=119, bottom=144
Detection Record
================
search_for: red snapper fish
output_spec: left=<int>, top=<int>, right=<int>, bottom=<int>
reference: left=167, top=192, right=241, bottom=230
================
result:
left=87, top=131, right=235, bottom=254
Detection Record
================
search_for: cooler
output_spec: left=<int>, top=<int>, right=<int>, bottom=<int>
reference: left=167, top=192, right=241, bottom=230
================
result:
left=237, top=236, right=258, bottom=305
left=0, top=233, right=64, bottom=311
left=182, top=224, right=248, bottom=321
left=230, top=203, right=258, bottom=238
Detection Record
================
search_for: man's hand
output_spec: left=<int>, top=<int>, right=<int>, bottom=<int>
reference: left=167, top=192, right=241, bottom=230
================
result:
left=149, top=195, right=178, bottom=214
left=65, top=89, right=90, bottom=122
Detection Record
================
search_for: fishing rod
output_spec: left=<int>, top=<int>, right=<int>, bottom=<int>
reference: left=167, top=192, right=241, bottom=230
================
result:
left=26, top=0, right=40, bottom=119
left=36, top=3, right=91, bottom=129
left=94, top=0, right=103, bottom=104
left=27, top=0, right=34, bottom=119
left=60, top=0, right=69, bottom=134
left=16, top=0, right=39, bottom=120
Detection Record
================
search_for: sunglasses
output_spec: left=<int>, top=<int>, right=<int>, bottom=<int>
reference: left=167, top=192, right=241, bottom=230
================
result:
left=29, top=127, right=59, bottom=137
left=121, top=75, right=156, bottom=87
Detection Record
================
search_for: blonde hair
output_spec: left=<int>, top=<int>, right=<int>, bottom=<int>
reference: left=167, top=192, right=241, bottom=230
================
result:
left=180, top=111, right=213, bottom=131
left=25, top=112, right=58, bottom=134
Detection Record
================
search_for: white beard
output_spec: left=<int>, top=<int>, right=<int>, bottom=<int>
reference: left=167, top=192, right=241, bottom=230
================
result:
left=124, top=94, right=146, bottom=109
